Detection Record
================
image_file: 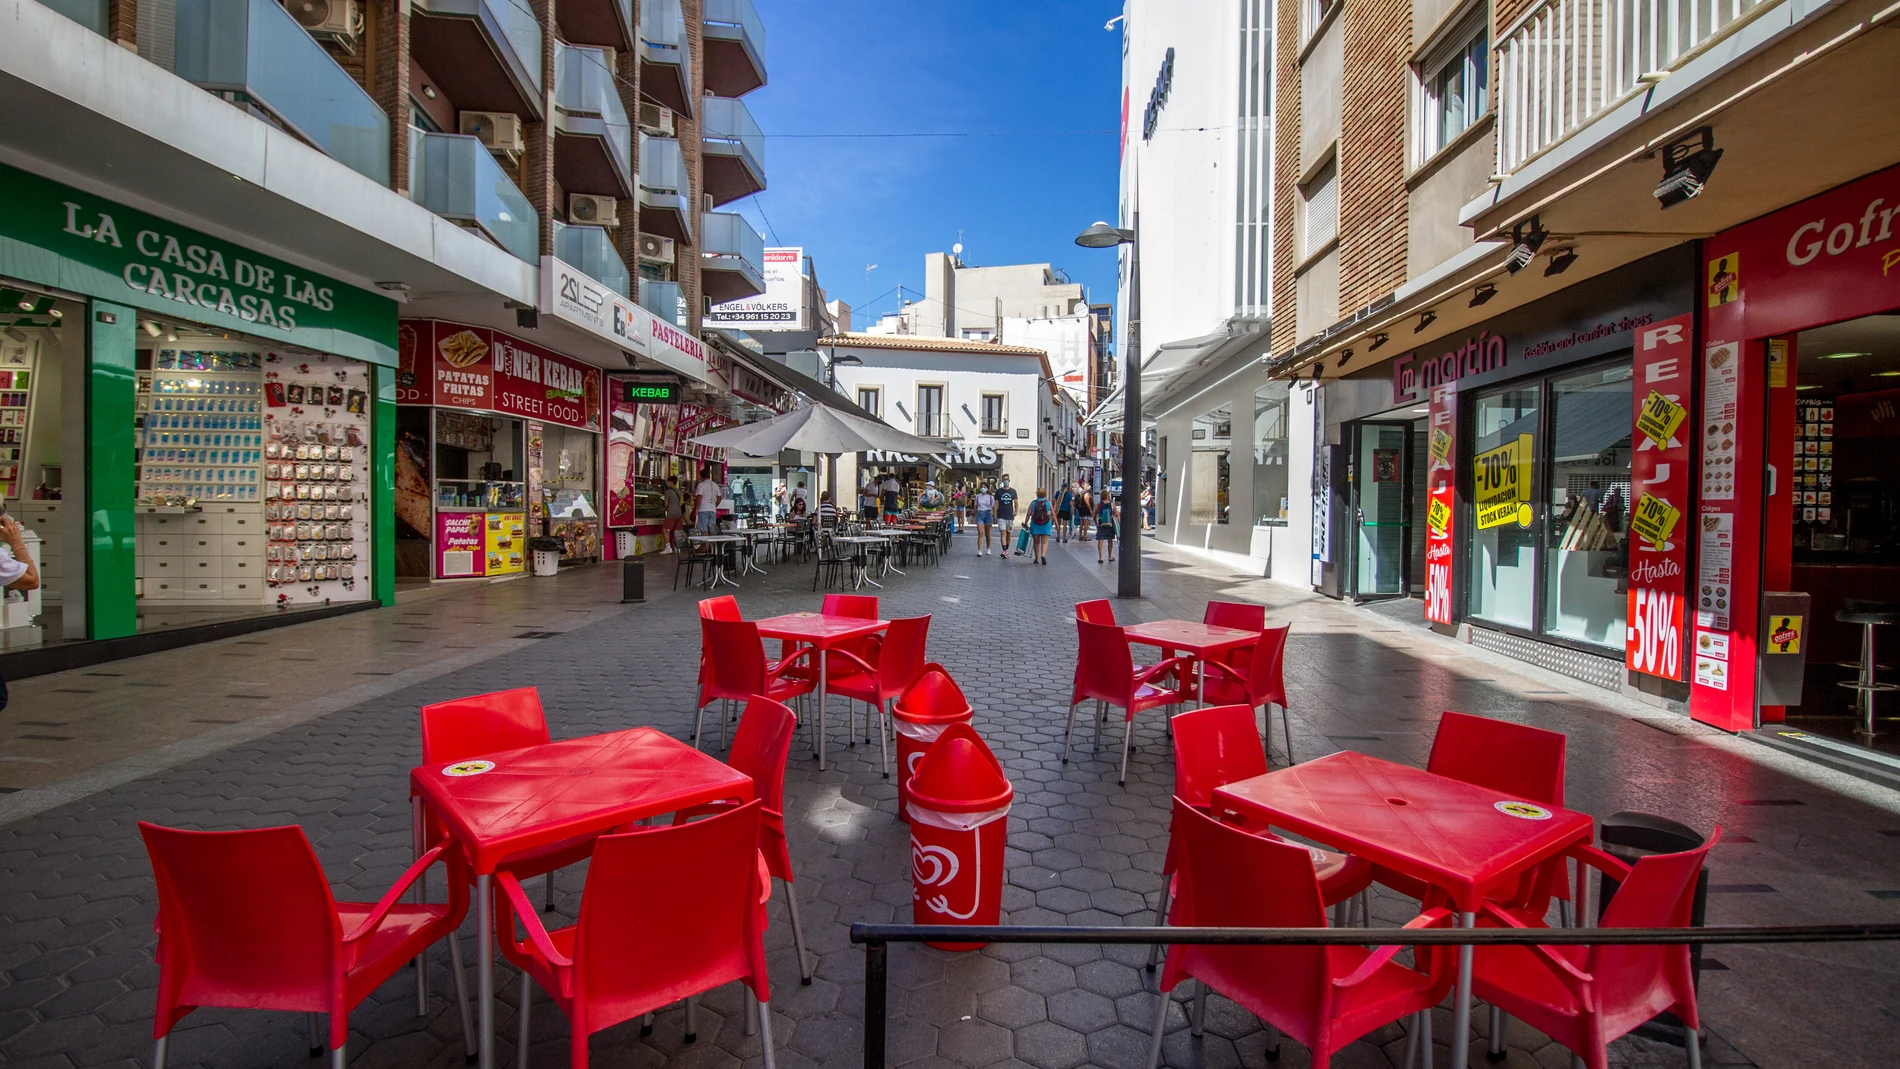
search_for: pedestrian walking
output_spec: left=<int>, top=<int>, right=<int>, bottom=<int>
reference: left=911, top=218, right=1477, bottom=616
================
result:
left=919, top=481, right=945, bottom=512
left=1141, top=484, right=1155, bottom=530
left=858, top=470, right=877, bottom=521
left=952, top=482, right=968, bottom=532
left=693, top=467, right=721, bottom=535
left=1054, top=483, right=1075, bottom=544
left=973, top=484, right=997, bottom=555
left=995, top=476, right=1018, bottom=557
left=1027, top=487, right=1054, bottom=564
left=881, top=471, right=902, bottom=520
left=1095, top=494, right=1118, bottom=564
left=661, top=475, right=685, bottom=553
left=1074, top=481, right=1094, bottom=542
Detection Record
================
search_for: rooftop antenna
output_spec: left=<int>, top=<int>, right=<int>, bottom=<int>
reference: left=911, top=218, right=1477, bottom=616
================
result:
left=954, top=231, right=965, bottom=267
left=865, top=264, right=877, bottom=322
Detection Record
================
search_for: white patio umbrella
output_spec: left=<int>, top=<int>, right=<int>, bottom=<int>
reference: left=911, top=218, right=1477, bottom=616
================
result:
left=689, top=404, right=949, bottom=506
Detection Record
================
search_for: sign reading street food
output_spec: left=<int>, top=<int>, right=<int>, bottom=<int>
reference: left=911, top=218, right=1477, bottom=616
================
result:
left=397, top=320, right=602, bottom=432
left=1472, top=433, right=1534, bottom=530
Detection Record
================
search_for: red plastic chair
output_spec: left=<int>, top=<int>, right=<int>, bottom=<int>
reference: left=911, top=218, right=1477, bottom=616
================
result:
left=420, top=687, right=597, bottom=918
left=1372, top=711, right=1570, bottom=915
left=1076, top=598, right=1117, bottom=624
left=1469, top=830, right=1722, bottom=1069
left=697, top=597, right=746, bottom=746
left=1203, top=601, right=1265, bottom=664
left=1067, top=618, right=1194, bottom=784
left=1147, top=706, right=1373, bottom=971
left=494, top=801, right=777, bottom=1069
left=1196, top=624, right=1297, bottom=766
left=1146, top=799, right=1451, bottom=1069
left=673, top=697, right=814, bottom=985
left=828, top=614, right=932, bottom=777
left=141, top=821, right=473, bottom=1069
left=696, top=618, right=818, bottom=750
left=821, top=593, right=883, bottom=678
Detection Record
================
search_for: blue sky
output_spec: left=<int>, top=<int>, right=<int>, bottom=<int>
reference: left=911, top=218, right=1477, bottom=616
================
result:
left=736, top=0, right=1125, bottom=330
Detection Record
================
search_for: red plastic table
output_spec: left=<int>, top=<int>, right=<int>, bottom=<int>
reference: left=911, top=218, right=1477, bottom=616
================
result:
left=410, top=728, right=753, bottom=1069
left=755, top=611, right=889, bottom=771
left=1123, top=619, right=1258, bottom=704
left=1213, top=750, right=1593, bottom=1069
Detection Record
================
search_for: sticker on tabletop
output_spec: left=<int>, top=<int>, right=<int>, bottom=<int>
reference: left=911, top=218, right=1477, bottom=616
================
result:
left=1494, top=801, right=1552, bottom=820
left=442, top=760, right=496, bottom=777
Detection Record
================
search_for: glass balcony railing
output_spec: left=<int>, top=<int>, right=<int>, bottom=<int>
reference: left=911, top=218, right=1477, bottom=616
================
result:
left=553, top=221, right=631, bottom=298
left=700, top=95, right=765, bottom=176
left=639, top=134, right=686, bottom=197
left=424, top=0, right=544, bottom=97
left=702, top=0, right=767, bottom=94
left=34, top=0, right=109, bottom=34
left=170, top=0, right=391, bottom=184
left=410, top=129, right=539, bottom=265
left=637, top=0, right=692, bottom=112
left=555, top=43, right=634, bottom=188
left=639, top=280, right=686, bottom=326
left=703, top=212, right=764, bottom=268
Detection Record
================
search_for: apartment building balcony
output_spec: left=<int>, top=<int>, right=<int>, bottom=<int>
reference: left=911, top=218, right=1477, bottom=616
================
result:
left=33, top=0, right=105, bottom=33
left=410, top=129, right=539, bottom=265
left=702, top=0, right=767, bottom=98
left=554, top=44, right=634, bottom=197
left=700, top=211, right=765, bottom=303
left=639, top=279, right=686, bottom=326
left=410, top=0, right=544, bottom=119
left=553, top=221, right=630, bottom=298
left=700, top=96, right=765, bottom=206
left=637, top=133, right=692, bottom=244
left=557, top=0, right=632, bottom=50
left=638, top=0, right=692, bottom=116
left=154, top=0, right=392, bottom=185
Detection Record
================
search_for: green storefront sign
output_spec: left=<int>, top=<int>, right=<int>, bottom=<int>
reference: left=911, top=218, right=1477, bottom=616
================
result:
left=0, top=162, right=396, bottom=365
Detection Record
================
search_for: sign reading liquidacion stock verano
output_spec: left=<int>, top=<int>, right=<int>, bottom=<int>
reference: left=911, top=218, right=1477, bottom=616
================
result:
left=0, top=162, right=396, bottom=365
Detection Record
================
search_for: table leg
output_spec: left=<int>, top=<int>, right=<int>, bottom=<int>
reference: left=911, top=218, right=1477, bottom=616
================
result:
left=817, top=651, right=830, bottom=771
left=475, top=873, right=495, bottom=1069
left=1450, top=909, right=1475, bottom=1069
left=412, top=796, right=428, bottom=1015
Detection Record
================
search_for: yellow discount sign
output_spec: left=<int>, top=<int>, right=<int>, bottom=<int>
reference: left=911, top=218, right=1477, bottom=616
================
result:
left=1473, top=434, right=1534, bottom=530
left=1630, top=492, right=1681, bottom=550
left=1635, top=390, right=1686, bottom=448
left=1429, top=426, right=1454, bottom=466
left=1426, top=496, right=1452, bottom=536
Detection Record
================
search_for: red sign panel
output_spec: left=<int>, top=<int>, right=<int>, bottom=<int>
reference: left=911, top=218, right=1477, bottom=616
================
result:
left=1423, top=384, right=1458, bottom=625
left=397, top=320, right=602, bottom=432
left=1624, top=314, right=1692, bottom=680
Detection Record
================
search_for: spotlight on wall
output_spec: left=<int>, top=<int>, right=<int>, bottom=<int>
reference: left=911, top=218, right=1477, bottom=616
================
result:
left=16, top=300, right=30, bottom=312
left=1415, top=310, right=1437, bottom=333
left=1506, top=218, right=1548, bottom=274
left=1369, top=332, right=1390, bottom=351
left=143, top=320, right=163, bottom=338
left=3, top=327, right=26, bottom=344
left=1336, top=349, right=1354, bottom=368
left=1655, top=126, right=1723, bottom=209
left=1544, top=246, right=1578, bottom=276
left=1310, top=365, right=1322, bottom=386
left=1470, top=283, right=1498, bottom=307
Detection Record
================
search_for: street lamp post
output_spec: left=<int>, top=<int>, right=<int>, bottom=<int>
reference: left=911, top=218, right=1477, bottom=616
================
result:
left=1075, top=218, right=1141, bottom=599
left=821, top=350, right=862, bottom=505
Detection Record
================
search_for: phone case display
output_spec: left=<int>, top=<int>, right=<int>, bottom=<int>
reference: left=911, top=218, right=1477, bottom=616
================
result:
left=264, top=353, right=372, bottom=605
left=1793, top=398, right=1835, bottom=528
left=136, top=350, right=265, bottom=504
left=0, top=337, right=36, bottom=501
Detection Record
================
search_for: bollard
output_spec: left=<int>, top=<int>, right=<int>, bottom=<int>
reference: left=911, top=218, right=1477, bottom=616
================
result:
left=621, top=557, right=645, bottom=603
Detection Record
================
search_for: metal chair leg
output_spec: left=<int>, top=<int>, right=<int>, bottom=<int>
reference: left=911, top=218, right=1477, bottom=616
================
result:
left=1063, top=702, right=1078, bottom=763
left=330, top=1042, right=346, bottom=1069
left=517, top=974, right=533, bottom=1069
left=1279, top=703, right=1296, bottom=765
left=309, top=1011, right=324, bottom=1057
left=685, top=995, right=698, bottom=1043
left=1144, top=988, right=1170, bottom=1069
left=1685, top=1027, right=1702, bottom=1069
left=543, top=871, right=555, bottom=913
left=784, top=878, right=814, bottom=984
left=1488, top=1006, right=1506, bottom=1061
left=758, top=998, right=779, bottom=1069
left=446, top=928, right=477, bottom=1063
left=692, top=703, right=707, bottom=750
left=154, top=1036, right=170, bottom=1069
left=1146, top=877, right=1172, bottom=972
left=1120, top=717, right=1134, bottom=786
left=745, top=994, right=758, bottom=1036
left=1190, top=980, right=1208, bottom=1036
left=640, top=1012, right=654, bottom=1037
left=1264, top=1022, right=1281, bottom=1061
left=878, top=699, right=892, bottom=778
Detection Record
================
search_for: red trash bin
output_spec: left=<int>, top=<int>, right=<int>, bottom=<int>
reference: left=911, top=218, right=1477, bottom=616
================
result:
left=907, top=722, right=1013, bottom=950
left=892, top=663, right=974, bottom=823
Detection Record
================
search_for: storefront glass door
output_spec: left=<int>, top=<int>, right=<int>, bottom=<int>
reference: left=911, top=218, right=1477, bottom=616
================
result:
left=1468, top=385, right=1541, bottom=629
left=1542, top=363, right=1634, bottom=645
left=1353, top=421, right=1413, bottom=597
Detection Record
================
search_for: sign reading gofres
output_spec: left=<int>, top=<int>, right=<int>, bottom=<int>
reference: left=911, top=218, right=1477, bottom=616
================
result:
left=707, top=247, right=804, bottom=329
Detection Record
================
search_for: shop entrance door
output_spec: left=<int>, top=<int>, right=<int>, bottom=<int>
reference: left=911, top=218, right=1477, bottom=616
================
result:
left=1351, top=421, right=1415, bottom=599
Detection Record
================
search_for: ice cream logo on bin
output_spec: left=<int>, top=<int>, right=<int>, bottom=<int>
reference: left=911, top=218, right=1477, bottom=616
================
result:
left=911, top=842, right=975, bottom=919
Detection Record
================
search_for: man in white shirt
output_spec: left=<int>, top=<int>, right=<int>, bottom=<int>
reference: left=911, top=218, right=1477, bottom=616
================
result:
left=0, top=517, right=39, bottom=593
left=880, top=473, right=902, bottom=519
left=694, top=468, right=722, bottom=534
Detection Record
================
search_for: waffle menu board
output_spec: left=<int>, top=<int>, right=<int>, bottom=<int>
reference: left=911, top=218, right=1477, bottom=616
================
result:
left=1793, top=397, right=1834, bottom=526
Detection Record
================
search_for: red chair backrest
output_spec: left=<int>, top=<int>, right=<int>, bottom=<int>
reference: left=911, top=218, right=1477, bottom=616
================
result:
left=728, top=697, right=798, bottom=880
left=699, top=595, right=741, bottom=621
left=1204, top=601, right=1266, bottom=632
left=1591, top=828, right=1720, bottom=1018
left=874, top=615, right=931, bottom=691
left=1075, top=598, right=1117, bottom=625
left=1172, top=705, right=1269, bottom=810
left=140, top=822, right=340, bottom=1029
left=576, top=801, right=769, bottom=1022
left=1163, top=798, right=1330, bottom=1025
left=420, top=687, right=551, bottom=765
left=702, top=618, right=768, bottom=701
left=822, top=594, right=878, bottom=619
left=1426, top=710, right=1567, bottom=806
left=1230, top=624, right=1290, bottom=708
left=1075, top=618, right=1137, bottom=706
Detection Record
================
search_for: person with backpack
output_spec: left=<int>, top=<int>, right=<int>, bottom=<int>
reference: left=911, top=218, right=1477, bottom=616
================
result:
left=1094, top=493, right=1118, bottom=565
left=1074, top=481, right=1093, bottom=542
left=1027, top=488, right=1054, bottom=565
left=995, top=475, right=1018, bottom=557
left=1054, top=483, right=1075, bottom=544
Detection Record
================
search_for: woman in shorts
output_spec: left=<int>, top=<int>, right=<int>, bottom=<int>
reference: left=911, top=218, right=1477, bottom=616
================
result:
left=973, top=484, right=997, bottom=556
left=1095, top=495, right=1118, bottom=564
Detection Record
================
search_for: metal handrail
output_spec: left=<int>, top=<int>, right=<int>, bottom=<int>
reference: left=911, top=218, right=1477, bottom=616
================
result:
left=850, top=921, right=1900, bottom=1069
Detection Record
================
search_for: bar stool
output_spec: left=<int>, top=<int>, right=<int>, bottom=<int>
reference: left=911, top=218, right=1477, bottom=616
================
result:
left=1836, top=600, right=1900, bottom=738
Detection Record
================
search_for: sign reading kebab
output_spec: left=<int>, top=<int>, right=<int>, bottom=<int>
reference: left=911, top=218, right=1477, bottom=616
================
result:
left=397, top=320, right=602, bottom=432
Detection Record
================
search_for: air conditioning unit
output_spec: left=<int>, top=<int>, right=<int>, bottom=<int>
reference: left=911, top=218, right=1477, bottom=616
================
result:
left=285, top=0, right=362, bottom=52
left=636, top=103, right=675, bottom=136
left=460, top=111, right=524, bottom=159
left=637, top=234, right=675, bottom=264
left=569, top=194, right=620, bottom=228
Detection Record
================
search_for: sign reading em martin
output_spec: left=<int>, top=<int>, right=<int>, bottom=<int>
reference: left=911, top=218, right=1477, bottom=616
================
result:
left=0, top=162, right=395, bottom=364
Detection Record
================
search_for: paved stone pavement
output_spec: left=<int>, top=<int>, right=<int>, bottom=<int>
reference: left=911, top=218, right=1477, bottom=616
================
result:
left=2, top=532, right=1898, bottom=1069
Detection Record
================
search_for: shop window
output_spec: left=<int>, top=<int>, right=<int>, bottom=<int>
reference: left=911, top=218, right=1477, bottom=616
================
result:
left=1304, top=0, right=1340, bottom=41
left=916, top=384, right=946, bottom=437
left=1301, top=157, right=1337, bottom=258
left=1191, top=405, right=1232, bottom=525
left=1253, top=383, right=1290, bottom=526
left=981, top=393, right=1007, bottom=436
left=857, top=386, right=880, bottom=417
left=1418, top=20, right=1488, bottom=161
left=1467, top=385, right=1540, bottom=629
left=1542, top=364, right=1633, bottom=647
